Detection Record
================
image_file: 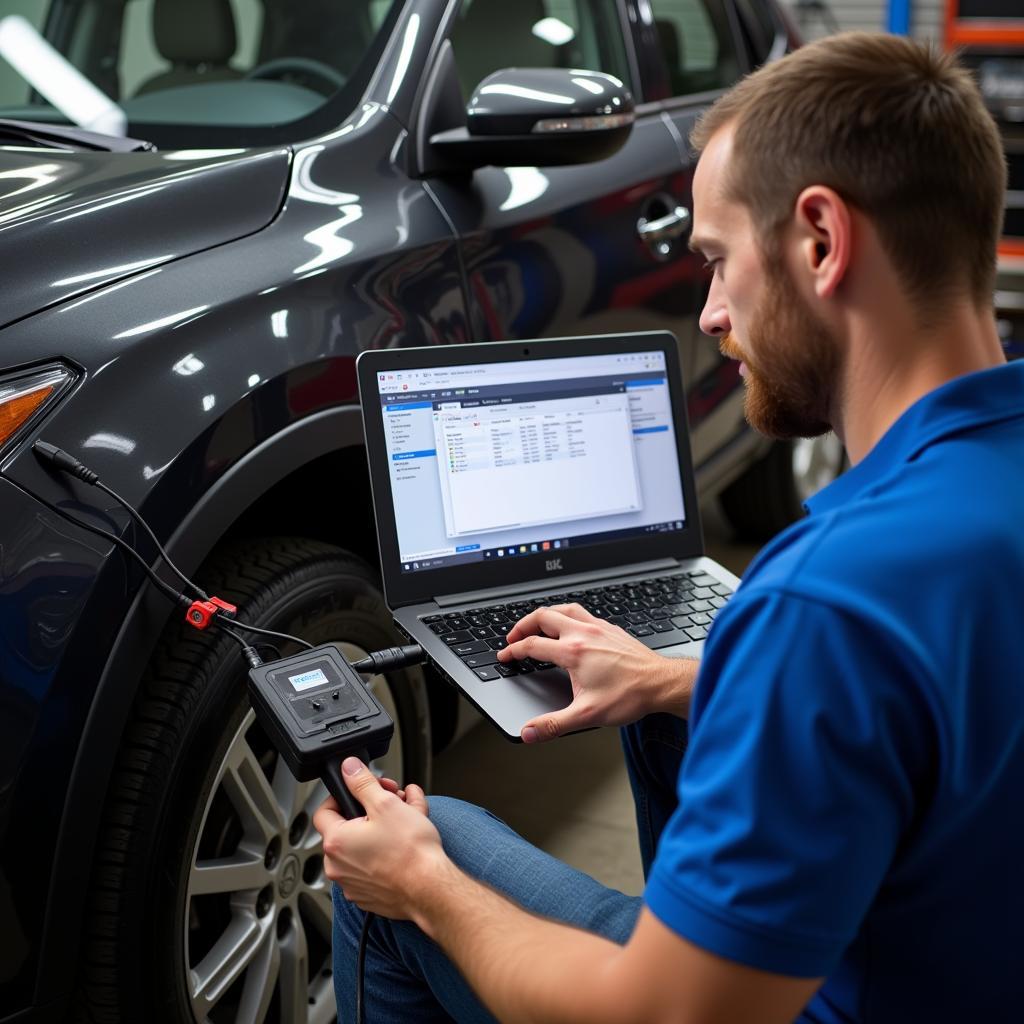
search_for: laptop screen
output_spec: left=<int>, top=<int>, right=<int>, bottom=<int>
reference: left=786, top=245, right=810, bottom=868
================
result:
left=372, top=349, right=688, bottom=576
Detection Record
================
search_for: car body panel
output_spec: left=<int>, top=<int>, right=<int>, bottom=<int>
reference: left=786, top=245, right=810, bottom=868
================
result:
left=0, top=99, right=468, bottom=1014
left=0, top=147, right=291, bottom=330
left=426, top=117, right=706, bottom=346
left=0, top=0, right=795, bottom=1017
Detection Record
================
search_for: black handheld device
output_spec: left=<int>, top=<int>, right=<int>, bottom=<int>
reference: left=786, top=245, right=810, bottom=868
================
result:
left=247, top=644, right=394, bottom=819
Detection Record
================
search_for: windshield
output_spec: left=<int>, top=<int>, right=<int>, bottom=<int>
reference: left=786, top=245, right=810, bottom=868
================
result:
left=0, top=0, right=404, bottom=147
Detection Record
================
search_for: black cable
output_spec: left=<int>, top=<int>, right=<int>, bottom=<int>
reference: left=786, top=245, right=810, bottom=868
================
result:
left=33, top=441, right=315, bottom=651
left=226, top=620, right=314, bottom=650
left=351, top=644, right=424, bottom=674
left=30, top=443, right=419, bottom=670
left=94, top=478, right=209, bottom=600
left=15, top=481, right=190, bottom=610
left=356, top=911, right=374, bottom=1024
left=218, top=624, right=267, bottom=669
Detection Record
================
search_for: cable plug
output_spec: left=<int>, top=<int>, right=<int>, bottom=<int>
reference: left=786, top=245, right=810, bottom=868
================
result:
left=185, top=596, right=238, bottom=631
left=241, top=644, right=264, bottom=670
left=33, top=441, right=100, bottom=485
left=350, top=645, right=424, bottom=674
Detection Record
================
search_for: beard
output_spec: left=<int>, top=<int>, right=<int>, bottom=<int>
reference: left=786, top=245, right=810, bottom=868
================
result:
left=720, top=263, right=840, bottom=440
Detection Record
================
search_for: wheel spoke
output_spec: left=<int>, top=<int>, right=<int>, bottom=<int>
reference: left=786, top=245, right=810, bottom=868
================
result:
left=190, top=910, right=272, bottom=1019
left=279, top=909, right=310, bottom=1023
left=271, top=756, right=303, bottom=825
left=302, top=777, right=330, bottom=817
left=299, top=820, right=326, bottom=855
left=299, top=887, right=335, bottom=943
left=793, top=434, right=844, bottom=502
left=190, top=852, right=269, bottom=897
left=223, top=737, right=284, bottom=843
left=235, top=923, right=281, bottom=1024
left=273, top=756, right=325, bottom=828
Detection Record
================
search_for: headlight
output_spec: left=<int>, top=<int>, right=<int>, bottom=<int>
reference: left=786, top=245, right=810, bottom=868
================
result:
left=0, top=364, right=76, bottom=456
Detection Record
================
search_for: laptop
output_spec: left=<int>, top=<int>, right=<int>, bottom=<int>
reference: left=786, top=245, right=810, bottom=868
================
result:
left=356, top=332, right=742, bottom=740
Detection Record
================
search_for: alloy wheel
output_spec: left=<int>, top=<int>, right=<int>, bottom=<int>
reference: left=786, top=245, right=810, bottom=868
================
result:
left=184, top=647, right=403, bottom=1023
left=791, top=433, right=845, bottom=505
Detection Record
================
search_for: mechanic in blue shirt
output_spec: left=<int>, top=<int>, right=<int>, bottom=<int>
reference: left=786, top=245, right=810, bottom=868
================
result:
left=314, top=32, right=1022, bottom=1022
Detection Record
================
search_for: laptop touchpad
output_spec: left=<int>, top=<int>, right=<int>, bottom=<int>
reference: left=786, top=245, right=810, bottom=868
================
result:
left=514, top=667, right=573, bottom=708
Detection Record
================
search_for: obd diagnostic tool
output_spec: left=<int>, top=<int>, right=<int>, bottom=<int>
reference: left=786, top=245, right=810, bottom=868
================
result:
left=248, top=644, right=394, bottom=819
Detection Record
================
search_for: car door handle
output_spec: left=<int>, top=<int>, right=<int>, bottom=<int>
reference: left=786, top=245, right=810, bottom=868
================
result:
left=637, top=205, right=691, bottom=243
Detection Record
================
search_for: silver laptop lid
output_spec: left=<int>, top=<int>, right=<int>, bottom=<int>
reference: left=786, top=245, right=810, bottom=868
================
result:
left=357, top=332, right=706, bottom=609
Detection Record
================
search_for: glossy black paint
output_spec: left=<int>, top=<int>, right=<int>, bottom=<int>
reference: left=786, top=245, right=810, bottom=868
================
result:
left=0, top=147, right=290, bottom=330
left=0, top=0, right=791, bottom=1018
left=466, top=66, right=632, bottom=134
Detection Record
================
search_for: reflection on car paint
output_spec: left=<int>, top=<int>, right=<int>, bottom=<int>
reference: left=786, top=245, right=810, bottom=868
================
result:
left=0, top=161, right=61, bottom=198
left=499, top=167, right=551, bottom=211
left=386, top=14, right=422, bottom=105
left=81, top=432, right=136, bottom=455
left=113, top=305, right=210, bottom=340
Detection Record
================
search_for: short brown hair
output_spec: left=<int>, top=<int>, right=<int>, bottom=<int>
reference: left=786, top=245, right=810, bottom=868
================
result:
left=691, top=32, right=1006, bottom=311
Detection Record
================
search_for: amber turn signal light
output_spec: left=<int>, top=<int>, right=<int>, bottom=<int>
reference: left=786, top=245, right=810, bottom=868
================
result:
left=0, top=366, right=74, bottom=449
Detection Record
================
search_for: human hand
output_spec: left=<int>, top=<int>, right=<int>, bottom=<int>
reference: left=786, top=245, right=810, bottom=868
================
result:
left=313, top=757, right=448, bottom=919
left=375, top=776, right=409, bottom=801
left=497, top=603, right=697, bottom=743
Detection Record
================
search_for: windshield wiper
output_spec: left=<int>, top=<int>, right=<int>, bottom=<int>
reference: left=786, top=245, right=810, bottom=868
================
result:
left=0, top=118, right=155, bottom=153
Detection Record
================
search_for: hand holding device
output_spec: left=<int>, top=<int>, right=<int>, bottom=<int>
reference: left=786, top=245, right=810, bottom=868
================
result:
left=313, top=758, right=443, bottom=920
left=247, top=645, right=396, bottom=819
left=499, top=603, right=699, bottom=741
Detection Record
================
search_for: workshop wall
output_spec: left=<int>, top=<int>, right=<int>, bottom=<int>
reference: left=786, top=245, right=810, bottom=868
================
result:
left=781, top=0, right=945, bottom=41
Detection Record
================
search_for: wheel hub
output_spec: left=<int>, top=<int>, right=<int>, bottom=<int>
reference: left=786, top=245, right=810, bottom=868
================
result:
left=278, top=854, right=301, bottom=900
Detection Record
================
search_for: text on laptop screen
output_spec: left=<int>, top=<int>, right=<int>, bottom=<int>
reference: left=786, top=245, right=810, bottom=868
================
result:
left=375, top=351, right=687, bottom=573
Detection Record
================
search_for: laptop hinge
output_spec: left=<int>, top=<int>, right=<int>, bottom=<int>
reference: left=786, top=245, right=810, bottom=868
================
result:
left=435, top=558, right=681, bottom=608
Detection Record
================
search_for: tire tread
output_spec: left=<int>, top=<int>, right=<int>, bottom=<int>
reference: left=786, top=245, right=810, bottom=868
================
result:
left=77, top=537, right=414, bottom=1024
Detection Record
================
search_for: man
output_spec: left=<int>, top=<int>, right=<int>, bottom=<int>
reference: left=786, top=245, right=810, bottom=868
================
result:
left=314, top=32, right=1023, bottom=1022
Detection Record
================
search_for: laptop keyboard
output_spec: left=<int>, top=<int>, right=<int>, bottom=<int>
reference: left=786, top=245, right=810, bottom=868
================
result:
left=421, top=569, right=733, bottom=681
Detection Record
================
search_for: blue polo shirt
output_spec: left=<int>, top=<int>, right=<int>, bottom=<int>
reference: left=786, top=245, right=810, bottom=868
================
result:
left=645, top=362, right=1024, bottom=1021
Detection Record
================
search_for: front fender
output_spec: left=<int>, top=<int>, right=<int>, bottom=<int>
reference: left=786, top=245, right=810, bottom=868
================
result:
left=35, top=403, right=367, bottom=1004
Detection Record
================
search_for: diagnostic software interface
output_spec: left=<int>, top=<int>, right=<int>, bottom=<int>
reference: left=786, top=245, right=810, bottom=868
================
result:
left=375, top=351, right=687, bottom=573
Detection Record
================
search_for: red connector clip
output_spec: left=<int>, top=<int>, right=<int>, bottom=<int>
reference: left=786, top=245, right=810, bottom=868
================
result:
left=185, top=596, right=237, bottom=630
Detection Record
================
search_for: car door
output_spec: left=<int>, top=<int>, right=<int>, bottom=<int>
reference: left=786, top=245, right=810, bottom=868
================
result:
left=634, top=0, right=756, bottom=470
left=424, top=0, right=705, bottom=351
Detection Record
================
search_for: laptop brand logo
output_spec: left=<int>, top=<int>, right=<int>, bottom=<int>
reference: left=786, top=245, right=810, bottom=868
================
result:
left=545, top=558, right=563, bottom=572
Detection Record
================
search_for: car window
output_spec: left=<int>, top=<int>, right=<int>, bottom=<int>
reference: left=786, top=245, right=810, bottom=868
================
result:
left=0, top=0, right=49, bottom=106
left=647, top=0, right=741, bottom=97
left=120, top=0, right=263, bottom=97
left=731, top=0, right=780, bottom=67
left=449, top=0, right=631, bottom=99
left=0, top=0, right=406, bottom=146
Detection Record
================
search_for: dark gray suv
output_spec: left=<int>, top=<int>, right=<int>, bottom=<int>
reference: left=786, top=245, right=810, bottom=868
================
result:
left=0, top=2, right=822, bottom=1022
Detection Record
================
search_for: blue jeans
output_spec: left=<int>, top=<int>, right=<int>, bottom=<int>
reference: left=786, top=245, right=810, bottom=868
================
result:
left=331, top=713, right=689, bottom=1023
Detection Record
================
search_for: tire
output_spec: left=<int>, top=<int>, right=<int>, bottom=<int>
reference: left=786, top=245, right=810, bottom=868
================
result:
left=78, top=537, right=430, bottom=1024
left=719, top=435, right=846, bottom=542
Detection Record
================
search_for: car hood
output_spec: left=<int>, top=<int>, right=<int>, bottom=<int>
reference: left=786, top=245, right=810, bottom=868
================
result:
left=0, top=145, right=290, bottom=331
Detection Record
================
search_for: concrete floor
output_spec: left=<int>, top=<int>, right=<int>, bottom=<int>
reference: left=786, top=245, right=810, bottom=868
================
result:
left=432, top=505, right=759, bottom=897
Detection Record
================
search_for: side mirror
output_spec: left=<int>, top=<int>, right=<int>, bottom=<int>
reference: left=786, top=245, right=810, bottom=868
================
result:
left=430, top=67, right=634, bottom=169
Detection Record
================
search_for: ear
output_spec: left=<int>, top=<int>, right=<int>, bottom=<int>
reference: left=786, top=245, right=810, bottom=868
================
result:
left=792, top=186, right=851, bottom=300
